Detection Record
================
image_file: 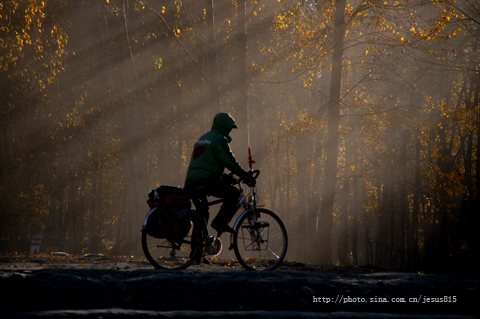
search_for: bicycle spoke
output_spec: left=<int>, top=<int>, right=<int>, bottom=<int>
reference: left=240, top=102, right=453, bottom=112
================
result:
left=142, top=222, right=201, bottom=270
left=268, top=248, right=280, bottom=259
left=233, top=209, right=288, bottom=271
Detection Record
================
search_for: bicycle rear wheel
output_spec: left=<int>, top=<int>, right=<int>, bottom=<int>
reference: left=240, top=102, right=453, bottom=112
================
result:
left=142, top=221, right=201, bottom=270
left=233, top=208, right=288, bottom=271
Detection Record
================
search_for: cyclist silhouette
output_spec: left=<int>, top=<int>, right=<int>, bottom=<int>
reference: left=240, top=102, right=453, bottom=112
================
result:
left=184, top=112, right=255, bottom=235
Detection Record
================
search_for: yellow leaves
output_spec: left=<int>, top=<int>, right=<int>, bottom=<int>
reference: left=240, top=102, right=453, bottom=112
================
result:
left=274, top=13, right=289, bottom=31
left=154, top=57, right=163, bottom=70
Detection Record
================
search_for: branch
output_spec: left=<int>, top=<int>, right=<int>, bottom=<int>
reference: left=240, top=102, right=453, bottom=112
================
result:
left=446, top=0, right=480, bottom=26
left=136, top=0, right=207, bottom=83
left=346, top=0, right=371, bottom=28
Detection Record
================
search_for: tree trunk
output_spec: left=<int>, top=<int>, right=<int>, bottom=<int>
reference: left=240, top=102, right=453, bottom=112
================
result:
left=122, top=0, right=148, bottom=254
left=40, top=186, right=62, bottom=253
left=309, top=131, right=323, bottom=263
left=396, top=129, right=409, bottom=269
left=67, top=180, right=80, bottom=254
left=351, top=176, right=358, bottom=266
left=375, top=175, right=389, bottom=268
left=338, top=176, right=350, bottom=265
left=296, top=132, right=308, bottom=261
left=317, top=0, right=345, bottom=264
left=234, top=0, right=249, bottom=168
left=471, top=75, right=480, bottom=272
left=410, top=129, right=421, bottom=269
left=387, top=134, right=396, bottom=269
left=206, top=0, right=221, bottom=112
left=97, top=1, right=147, bottom=254
left=88, top=174, right=100, bottom=253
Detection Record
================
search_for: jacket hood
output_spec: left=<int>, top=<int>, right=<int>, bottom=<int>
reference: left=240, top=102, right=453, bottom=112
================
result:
left=211, top=113, right=238, bottom=141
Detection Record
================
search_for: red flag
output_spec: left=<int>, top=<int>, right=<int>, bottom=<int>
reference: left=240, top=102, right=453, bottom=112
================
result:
left=248, top=147, right=255, bottom=170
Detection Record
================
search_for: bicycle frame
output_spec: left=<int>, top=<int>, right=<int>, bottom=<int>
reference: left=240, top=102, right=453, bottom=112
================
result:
left=141, top=168, right=287, bottom=270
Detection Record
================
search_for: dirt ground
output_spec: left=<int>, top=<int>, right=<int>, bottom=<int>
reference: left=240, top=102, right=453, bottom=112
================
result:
left=0, top=253, right=477, bottom=318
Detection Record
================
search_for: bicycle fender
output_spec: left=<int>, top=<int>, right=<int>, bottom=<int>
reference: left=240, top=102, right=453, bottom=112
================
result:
left=232, top=209, right=249, bottom=231
left=140, top=207, right=159, bottom=232
left=228, top=209, right=248, bottom=249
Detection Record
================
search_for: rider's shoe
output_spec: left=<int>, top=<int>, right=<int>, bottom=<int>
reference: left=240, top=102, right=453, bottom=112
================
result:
left=193, top=256, right=211, bottom=265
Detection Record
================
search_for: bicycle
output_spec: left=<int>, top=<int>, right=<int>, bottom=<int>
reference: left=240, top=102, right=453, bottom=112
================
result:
left=141, top=169, right=288, bottom=271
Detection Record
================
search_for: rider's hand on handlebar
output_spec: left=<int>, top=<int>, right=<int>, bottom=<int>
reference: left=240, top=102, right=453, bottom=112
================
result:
left=243, top=171, right=256, bottom=187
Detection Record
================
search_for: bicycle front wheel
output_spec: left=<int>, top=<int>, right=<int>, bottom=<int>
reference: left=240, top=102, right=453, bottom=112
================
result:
left=141, top=221, right=201, bottom=270
left=233, top=208, right=288, bottom=271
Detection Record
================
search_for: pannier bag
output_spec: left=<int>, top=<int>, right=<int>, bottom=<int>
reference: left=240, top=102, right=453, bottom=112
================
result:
left=146, top=186, right=192, bottom=239
left=147, top=185, right=191, bottom=208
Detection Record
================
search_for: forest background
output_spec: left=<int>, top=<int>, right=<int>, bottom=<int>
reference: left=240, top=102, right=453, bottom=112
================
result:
left=1, top=0, right=479, bottom=274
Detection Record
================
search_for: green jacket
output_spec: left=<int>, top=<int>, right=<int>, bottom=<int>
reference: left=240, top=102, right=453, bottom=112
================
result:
left=184, top=113, right=248, bottom=186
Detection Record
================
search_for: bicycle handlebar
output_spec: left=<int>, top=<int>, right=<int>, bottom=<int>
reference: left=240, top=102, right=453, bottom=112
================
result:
left=226, top=169, right=260, bottom=185
left=250, top=169, right=260, bottom=180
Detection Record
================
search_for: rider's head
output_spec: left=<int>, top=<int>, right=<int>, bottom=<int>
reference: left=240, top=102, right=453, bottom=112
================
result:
left=212, top=112, right=238, bottom=136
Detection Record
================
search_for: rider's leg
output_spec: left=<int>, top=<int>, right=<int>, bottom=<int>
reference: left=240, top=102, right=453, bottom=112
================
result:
left=207, top=180, right=241, bottom=234
left=192, top=196, right=209, bottom=237
left=189, top=192, right=209, bottom=262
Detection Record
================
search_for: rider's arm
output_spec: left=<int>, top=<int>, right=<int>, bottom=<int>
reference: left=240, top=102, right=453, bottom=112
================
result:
left=215, top=137, right=248, bottom=178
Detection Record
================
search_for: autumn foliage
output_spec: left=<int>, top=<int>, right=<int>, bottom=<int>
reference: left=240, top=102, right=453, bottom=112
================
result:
left=1, top=0, right=478, bottom=273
